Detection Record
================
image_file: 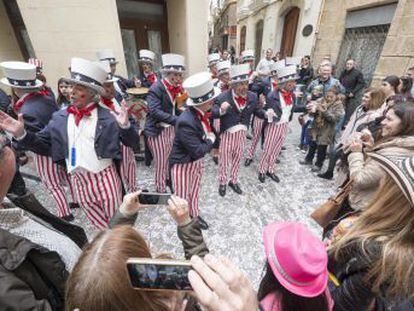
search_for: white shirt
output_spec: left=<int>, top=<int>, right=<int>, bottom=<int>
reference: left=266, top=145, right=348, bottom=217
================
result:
left=67, top=105, right=112, bottom=173
left=256, top=58, right=275, bottom=75
left=279, top=91, right=293, bottom=124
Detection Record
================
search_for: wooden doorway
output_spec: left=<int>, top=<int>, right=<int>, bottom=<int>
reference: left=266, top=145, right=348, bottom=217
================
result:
left=239, top=25, right=246, bottom=53
left=254, top=20, right=264, bottom=65
left=280, top=7, right=300, bottom=58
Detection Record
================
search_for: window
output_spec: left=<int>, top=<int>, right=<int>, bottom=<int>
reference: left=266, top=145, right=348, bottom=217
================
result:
left=240, top=25, right=246, bottom=53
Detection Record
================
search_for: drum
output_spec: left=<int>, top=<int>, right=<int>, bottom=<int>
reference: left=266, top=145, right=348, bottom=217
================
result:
left=125, top=87, right=149, bottom=121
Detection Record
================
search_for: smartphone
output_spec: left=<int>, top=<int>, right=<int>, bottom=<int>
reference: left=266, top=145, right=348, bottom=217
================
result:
left=138, top=192, right=171, bottom=205
left=126, top=258, right=192, bottom=291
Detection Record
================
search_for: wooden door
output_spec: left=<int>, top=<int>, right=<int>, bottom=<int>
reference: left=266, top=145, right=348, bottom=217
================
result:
left=280, top=7, right=300, bottom=58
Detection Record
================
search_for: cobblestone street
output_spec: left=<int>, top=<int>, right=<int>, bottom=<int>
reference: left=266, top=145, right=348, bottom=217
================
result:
left=22, top=117, right=336, bottom=287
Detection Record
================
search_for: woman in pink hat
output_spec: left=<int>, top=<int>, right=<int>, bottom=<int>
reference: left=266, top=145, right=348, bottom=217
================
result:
left=258, top=222, right=333, bottom=311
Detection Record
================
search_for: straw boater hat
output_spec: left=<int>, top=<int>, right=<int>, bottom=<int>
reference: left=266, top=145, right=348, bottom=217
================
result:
left=270, top=60, right=285, bottom=77
left=96, top=49, right=119, bottom=65
left=216, top=60, right=231, bottom=76
left=240, top=49, right=255, bottom=62
left=230, top=64, right=250, bottom=84
left=368, top=153, right=414, bottom=207
left=62, top=58, right=107, bottom=95
left=161, top=53, right=186, bottom=74
left=276, top=65, right=299, bottom=84
left=0, top=61, right=43, bottom=89
left=183, top=72, right=220, bottom=106
left=139, top=49, right=156, bottom=64
left=99, top=60, right=118, bottom=83
left=207, top=53, right=220, bottom=65
left=285, top=56, right=302, bottom=67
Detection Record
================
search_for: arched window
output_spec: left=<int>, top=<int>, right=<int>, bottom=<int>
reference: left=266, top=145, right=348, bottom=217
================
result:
left=240, top=25, right=246, bottom=53
left=255, top=19, right=264, bottom=65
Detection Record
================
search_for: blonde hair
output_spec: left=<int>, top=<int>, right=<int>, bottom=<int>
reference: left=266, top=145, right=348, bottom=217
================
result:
left=66, top=226, right=175, bottom=311
left=330, top=176, right=414, bottom=299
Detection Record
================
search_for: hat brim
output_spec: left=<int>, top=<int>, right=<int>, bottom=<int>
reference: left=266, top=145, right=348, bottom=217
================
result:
left=0, top=77, right=44, bottom=89
left=263, top=222, right=328, bottom=298
left=161, top=68, right=186, bottom=74
left=61, top=77, right=105, bottom=95
left=138, top=59, right=154, bottom=64
left=186, top=87, right=220, bottom=107
left=230, top=77, right=249, bottom=84
left=278, top=75, right=300, bottom=83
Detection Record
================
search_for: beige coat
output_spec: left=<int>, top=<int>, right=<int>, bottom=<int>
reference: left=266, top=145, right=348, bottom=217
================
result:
left=348, top=135, right=414, bottom=210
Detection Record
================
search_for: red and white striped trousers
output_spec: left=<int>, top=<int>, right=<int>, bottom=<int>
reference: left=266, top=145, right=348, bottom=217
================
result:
left=70, top=165, right=122, bottom=229
left=218, top=130, right=246, bottom=185
left=213, top=119, right=220, bottom=133
left=120, top=144, right=137, bottom=193
left=34, top=154, right=75, bottom=218
left=171, top=159, right=204, bottom=217
left=246, top=116, right=264, bottom=159
left=147, top=126, right=175, bottom=192
left=259, top=122, right=289, bottom=174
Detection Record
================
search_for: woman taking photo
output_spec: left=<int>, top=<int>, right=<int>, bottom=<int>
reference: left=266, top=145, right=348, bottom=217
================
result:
left=318, top=87, right=385, bottom=180
left=329, top=153, right=414, bottom=310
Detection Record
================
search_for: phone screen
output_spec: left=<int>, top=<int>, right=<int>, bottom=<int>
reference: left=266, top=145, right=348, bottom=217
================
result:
left=127, top=258, right=192, bottom=291
left=138, top=193, right=172, bottom=205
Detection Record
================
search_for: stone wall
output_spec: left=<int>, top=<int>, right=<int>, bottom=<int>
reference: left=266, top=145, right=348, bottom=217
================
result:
left=313, top=0, right=414, bottom=86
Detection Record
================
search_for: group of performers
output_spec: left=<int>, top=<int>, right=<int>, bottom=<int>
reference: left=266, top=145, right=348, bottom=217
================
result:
left=0, top=47, right=299, bottom=230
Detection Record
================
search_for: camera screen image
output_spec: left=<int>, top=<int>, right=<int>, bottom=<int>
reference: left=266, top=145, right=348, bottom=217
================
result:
left=127, top=262, right=192, bottom=291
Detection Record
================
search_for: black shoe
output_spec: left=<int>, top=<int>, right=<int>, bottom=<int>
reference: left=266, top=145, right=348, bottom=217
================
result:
left=317, top=171, right=333, bottom=180
left=69, top=202, right=80, bottom=209
left=266, top=172, right=280, bottom=183
left=135, top=155, right=145, bottom=162
left=219, top=184, right=226, bottom=197
left=245, top=158, right=253, bottom=167
left=62, top=214, right=75, bottom=222
left=228, top=182, right=242, bottom=194
left=281, top=146, right=286, bottom=151
left=258, top=173, right=266, bottom=183
left=275, top=159, right=281, bottom=164
left=299, top=160, right=313, bottom=165
left=197, top=216, right=209, bottom=230
left=213, top=156, right=218, bottom=165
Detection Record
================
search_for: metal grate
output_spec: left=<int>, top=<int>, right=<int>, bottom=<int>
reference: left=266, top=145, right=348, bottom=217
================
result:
left=336, top=24, right=390, bottom=86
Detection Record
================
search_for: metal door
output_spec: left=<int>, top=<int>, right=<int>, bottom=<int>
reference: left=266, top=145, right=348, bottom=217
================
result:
left=336, top=25, right=389, bottom=85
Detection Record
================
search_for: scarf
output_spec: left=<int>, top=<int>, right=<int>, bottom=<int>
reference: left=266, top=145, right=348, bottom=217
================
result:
left=100, top=97, right=115, bottom=111
left=280, top=89, right=293, bottom=106
left=13, top=90, right=50, bottom=113
left=67, top=103, right=97, bottom=126
left=194, top=109, right=212, bottom=133
left=146, top=72, right=157, bottom=85
left=234, top=95, right=247, bottom=109
left=163, top=78, right=182, bottom=101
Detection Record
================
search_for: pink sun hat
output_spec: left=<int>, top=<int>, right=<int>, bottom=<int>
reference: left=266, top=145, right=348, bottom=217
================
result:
left=263, top=222, right=328, bottom=298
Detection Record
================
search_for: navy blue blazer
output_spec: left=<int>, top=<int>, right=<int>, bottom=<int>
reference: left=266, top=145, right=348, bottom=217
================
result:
left=17, top=106, right=140, bottom=165
left=265, top=90, right=296, bottom=123
left=169, top=108, right=214, bottom=165
left=212, top=90, right=264, bottom=133
left=144, top=80, right=181, bottom=137
left=20, top=93, right=59, bottom=133
left=115, top=75, right=136, bottom=93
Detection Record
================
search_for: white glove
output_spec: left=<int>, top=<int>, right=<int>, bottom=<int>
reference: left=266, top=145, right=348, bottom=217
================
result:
left=206, top=132, right=216, bottom=144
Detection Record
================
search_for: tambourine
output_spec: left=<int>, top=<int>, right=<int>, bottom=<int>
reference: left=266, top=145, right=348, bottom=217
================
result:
left=126, top=87, right=149, bottom=99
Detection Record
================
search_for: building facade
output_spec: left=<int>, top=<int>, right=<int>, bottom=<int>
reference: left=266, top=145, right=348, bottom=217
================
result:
left=210, top=0, right=238, bottom=52
left=0, top=0, right=209, bottom=93
left=313, top=0, right=414, bottom=86
left=236, top=0, right=323, bottom=64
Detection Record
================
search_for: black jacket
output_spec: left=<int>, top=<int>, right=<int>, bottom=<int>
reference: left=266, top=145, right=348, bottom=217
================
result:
left=329, top=241, right=414, bottom=311
left=299, top=66, right=314, bottom=86
left=339, top=68, right=365, bottom=97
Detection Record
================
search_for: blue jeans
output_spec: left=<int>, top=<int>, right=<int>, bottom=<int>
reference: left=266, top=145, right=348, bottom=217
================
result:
left=300, top=119, right=312, bottom=147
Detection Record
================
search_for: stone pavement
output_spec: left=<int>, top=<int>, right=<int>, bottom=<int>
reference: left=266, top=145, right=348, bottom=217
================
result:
left=22, top=117, right=337, bottom=288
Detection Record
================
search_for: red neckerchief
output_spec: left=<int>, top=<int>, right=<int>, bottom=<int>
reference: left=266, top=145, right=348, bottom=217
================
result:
left=248, top=70, right=253, bottom=77
left=271, top=80, right=278, bottom=91
left=100, top=97, right=115, bottom=111
left=280, top=89, right=293, bottom=106
left=194, top=109, right=212, bottom=133
left=13, top=90, right=50, bottom=113
left=163, top=78, right=182, bottom=101
left=234, top=95, right=247, bottom=108
left=146, top=72, right=157, bottom=85
left=67, top=103, right=98, bottom=126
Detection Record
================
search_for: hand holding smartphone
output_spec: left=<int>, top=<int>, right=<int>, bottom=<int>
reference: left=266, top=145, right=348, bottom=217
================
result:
left=138, top=192, right=172, bottom=205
